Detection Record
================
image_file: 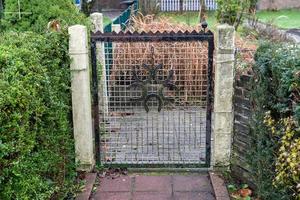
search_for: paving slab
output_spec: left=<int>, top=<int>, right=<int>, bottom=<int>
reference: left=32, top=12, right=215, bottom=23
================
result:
left=98, top=176, right=132, bottom=192
left=135, top=176, right=172, bottom=193
left=133, top=192, right=172, bottom=200
left=173, top=175, right=213, bottom=192
left=92, top=173, right=222, bottom=200
left=93, top=192, right=131, bottom=200
left=173, top=191, right=215, bottom=200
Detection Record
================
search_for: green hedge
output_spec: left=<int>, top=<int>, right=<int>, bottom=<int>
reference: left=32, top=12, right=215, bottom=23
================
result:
left=0, top=0, right=90, bottom=198
left=0, top=32, right=75, bottom=200
left=1, top=0, right=89, bottom=33
left=249, top=42, right=300, bottom=199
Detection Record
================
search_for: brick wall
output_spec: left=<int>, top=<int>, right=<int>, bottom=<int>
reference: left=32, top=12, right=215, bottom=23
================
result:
left=258, top=0, right=300, bottom=10
left=231, top=72, right=254, bottom=186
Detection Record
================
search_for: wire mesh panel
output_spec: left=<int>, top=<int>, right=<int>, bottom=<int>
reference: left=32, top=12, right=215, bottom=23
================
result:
left=91, top=31, right=214, bottom=166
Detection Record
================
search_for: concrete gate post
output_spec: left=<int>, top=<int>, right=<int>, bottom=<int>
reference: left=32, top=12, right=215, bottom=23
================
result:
left=68, top=25, right=95, bottom=171
left=212, top=24, right=235, bottom=167
left=90, top=12, right=109, bottom=120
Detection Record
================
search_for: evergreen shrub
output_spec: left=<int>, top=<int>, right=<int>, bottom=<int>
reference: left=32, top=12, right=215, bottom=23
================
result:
left=0, top=1, right=91, bottom=198
left=0, top=31, right=76, bottom=200
left=249, top=42, right=300, bottom=199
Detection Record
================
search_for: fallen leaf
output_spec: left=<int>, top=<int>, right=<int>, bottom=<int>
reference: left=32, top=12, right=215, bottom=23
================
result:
left=239, top=188, right=252, bottom=197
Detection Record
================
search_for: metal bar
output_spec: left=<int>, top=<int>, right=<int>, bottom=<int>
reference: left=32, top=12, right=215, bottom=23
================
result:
left=103, top=163, right=209, bottom=169
left=91, top=41, right=101, bottom=164
left=205, top=36, right=214, bottom=167
left=91, top=31, right=214, bottom=42
left=128, top=167, right=211, bottom=173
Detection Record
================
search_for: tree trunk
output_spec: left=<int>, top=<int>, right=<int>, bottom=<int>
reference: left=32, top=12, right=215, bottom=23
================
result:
left=180, top=0, right=183, bottom=13
left=0, top=0, right=3, bottom=18
left=199, top=0, right=206, bottom=23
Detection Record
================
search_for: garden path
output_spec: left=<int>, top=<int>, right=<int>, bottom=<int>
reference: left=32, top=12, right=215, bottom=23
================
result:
left=286, top=29, right=300, bottom=43
left=92, top=174, right=214, bottom=200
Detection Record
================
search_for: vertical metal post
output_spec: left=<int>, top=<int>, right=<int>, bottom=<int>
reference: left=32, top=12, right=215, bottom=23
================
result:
left=205, top=32, right=214, bottom=167
left=91, top=40, right=101, bottom=164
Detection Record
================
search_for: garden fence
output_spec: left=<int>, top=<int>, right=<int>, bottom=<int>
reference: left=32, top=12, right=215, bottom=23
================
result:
left=160, top=0, right=217, bottom=11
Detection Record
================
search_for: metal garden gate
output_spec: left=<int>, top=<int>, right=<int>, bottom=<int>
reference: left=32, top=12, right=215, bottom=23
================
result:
left=91, top=27, right=214, bottom=167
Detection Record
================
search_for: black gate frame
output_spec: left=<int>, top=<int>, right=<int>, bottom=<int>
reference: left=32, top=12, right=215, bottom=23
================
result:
left=91, top=28, right=214, bottom=168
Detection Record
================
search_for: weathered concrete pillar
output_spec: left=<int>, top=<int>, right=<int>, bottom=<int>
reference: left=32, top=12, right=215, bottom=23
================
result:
left=90, top=13, right=109, bottom=120
left=212, top=24, right=235, bottom=167
left=69, top=25, right=95, bottom=171
left=90, top=12, right=104, bottom=32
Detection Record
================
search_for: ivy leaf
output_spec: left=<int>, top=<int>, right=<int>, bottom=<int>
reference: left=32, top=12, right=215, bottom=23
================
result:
left=228, top=184, right=238, bottom=193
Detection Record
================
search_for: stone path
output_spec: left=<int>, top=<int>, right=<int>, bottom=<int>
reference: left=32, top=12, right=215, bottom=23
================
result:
left=244, top=20, right=300, bottom=43
left=286, top=29, right=300, bottom=43
left=91, top=174, right=216, bottom=200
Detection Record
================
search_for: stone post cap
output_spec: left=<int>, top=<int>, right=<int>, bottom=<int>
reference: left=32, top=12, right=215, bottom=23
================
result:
left=90, top=12, right=103, bottom=18
left=90, top=12, right=104, bottom=33
left=68, top=25, right=88, bottom=55
left=68, top=24, right=87, bottom=33
left=216, top=24, right=235, bottom=50
left=217, top=24, right=235, bottom=30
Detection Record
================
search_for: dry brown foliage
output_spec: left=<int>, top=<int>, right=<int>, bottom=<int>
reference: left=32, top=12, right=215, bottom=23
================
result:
left=126, top=13, right=200, bottom=33
left=108, top=14, right=209, bottom=103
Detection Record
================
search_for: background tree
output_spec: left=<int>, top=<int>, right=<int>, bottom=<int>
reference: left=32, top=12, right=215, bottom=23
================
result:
left=199, top=0, right=206, bottom=23
left=0, top=0, right=4, bottom=18
left=139, top=0, right=159, bottom=15
left=216, top=0, right=258, bottom=30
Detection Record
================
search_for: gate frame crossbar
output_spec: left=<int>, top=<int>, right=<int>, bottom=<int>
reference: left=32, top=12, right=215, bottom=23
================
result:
left=91, top=29, right=214, bottom=168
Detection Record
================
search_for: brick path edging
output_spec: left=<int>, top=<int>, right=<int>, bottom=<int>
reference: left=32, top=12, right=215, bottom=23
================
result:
left=209, top=172, right=231, bottom=200
left=75, top=173, right=97, bottom=200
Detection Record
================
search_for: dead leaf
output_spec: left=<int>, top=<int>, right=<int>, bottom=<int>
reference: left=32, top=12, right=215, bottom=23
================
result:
left=239, top=188, right=252, bottom=197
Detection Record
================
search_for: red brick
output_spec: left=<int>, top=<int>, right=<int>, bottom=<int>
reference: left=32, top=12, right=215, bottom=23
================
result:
left=75, top=173, right=97, bottom=200
left=209, top=172, right=230, bottom=200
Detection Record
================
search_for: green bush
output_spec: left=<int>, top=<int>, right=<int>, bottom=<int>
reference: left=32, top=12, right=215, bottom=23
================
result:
left=263, top=114, right=300, bottom=198
left=0, top=31, right=76, bottom=200
left=216, top=0, right=258, bottom=29
left=0, top=1, right=90, bottom=198
left=1, top=0, right=89, bottom=33
left=249, top=42, right=300, bottom=199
